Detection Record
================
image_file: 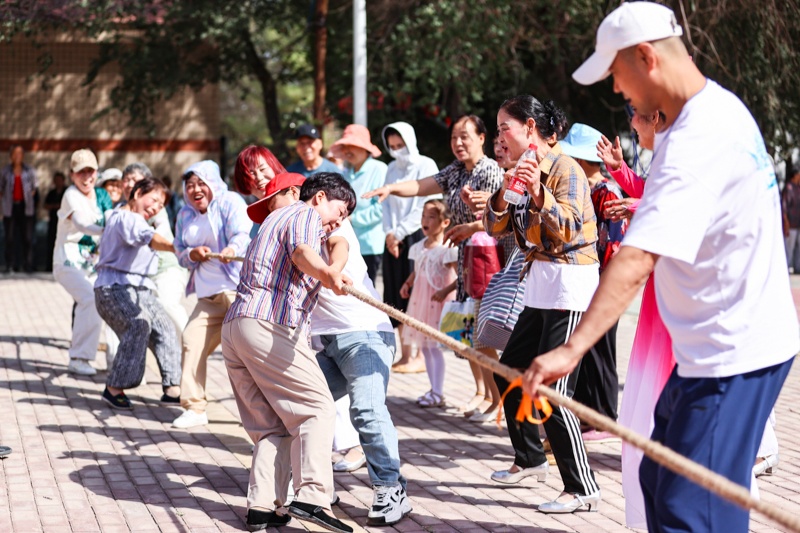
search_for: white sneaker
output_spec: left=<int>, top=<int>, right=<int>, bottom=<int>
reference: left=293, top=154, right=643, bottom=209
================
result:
left=367, top=485, right=411, bottom=526
left=172, top=410, right=208, bottom=429
left=68, top=359, right=97, bottom=376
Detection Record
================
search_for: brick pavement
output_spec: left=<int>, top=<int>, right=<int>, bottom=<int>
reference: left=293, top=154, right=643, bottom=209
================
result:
left=0, top=273, right=799, bottom=532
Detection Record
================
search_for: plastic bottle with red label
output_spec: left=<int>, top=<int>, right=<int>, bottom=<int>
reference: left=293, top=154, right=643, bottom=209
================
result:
left=503, top=144, right=538, bottom=205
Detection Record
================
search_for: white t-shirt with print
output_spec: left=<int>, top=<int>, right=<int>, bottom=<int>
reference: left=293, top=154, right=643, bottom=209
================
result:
left=53, top=186, right=102, bottom=271
left=622, top=80, right=799, bottom=378
left=310, top=219, right=393, bottom=336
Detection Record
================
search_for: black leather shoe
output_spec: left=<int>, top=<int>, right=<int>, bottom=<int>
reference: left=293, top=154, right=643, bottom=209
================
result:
left=246, top=509, right=290, bottom=531
left=287, top=501, right=353, bottom=533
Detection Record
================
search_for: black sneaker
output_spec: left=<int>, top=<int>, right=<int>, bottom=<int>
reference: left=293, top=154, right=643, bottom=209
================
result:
left=0, top=445, right=11, bottom=458
left=102, top=388, right=132, bottom=410
left=287, top=501, right=353, bottom=533
left=246, top=509, right=290, bottom=531
left=159, top=393, right=180, bottom=405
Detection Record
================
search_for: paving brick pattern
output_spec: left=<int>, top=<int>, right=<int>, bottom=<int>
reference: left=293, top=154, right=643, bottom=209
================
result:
left=1, top=273, right=798, bottom=532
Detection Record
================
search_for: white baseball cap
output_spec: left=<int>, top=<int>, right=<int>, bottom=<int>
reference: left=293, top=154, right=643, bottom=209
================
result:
left=573, top=2, right=683, bottom=86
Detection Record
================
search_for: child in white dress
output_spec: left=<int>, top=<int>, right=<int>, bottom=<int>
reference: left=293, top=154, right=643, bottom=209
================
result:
left=400, top=199, right=457, bottom=407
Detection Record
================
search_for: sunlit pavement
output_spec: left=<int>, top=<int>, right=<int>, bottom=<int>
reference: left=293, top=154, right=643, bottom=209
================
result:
left=0, top=273, right=798, bottom=532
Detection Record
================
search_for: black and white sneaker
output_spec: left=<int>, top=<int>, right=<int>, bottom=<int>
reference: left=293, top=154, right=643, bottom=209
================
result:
left=367, top=485, right=412, bottom=526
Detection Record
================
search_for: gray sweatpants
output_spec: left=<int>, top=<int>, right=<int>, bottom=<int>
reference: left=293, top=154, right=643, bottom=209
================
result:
left=95, top=284, right=181, bottom=390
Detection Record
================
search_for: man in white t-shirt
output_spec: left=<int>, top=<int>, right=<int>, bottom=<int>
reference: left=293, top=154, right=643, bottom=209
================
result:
left=310, top=218, right=412, bottom=527
left=523, top=3, right=799, bottom=532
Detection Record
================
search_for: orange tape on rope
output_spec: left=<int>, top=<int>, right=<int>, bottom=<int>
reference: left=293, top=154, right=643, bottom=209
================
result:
left=496, top=376, right=553, bottom=427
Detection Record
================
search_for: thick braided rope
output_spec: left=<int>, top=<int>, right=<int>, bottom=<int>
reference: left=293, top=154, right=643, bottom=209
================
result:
left=208, top=252, right=799, bottom=531
left=342, top=284, right=800, bottom=533
left=206, top=252, right=247, bottom=262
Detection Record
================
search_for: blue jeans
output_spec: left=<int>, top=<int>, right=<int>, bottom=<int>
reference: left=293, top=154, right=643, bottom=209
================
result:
left=315, top=330, right=406, bottom=489
left=640, top=357, right=794, bottom=533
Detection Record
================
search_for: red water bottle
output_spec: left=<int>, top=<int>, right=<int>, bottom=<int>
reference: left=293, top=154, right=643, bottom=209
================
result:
left=503, top=144, right=537, bottom=205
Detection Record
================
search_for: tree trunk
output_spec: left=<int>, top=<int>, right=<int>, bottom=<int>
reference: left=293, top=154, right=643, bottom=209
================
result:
left=444, top=83, right=462, bottom=122
left=313, top=0, right=329, bottom=125
left=244, top=33, right=287, bottom=156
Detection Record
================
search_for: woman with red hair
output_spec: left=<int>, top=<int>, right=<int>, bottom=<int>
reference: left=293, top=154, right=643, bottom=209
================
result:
left=233, top=145, right=287, bottom=198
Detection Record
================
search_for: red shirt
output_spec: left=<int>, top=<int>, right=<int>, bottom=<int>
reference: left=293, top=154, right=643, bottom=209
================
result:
left=12, top=174, right=23, bottom=202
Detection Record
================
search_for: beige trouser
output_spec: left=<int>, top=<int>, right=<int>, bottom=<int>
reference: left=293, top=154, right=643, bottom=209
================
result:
left=221, top=316, right=335, bottom=511
left=180, top=290, right=236, bottom=412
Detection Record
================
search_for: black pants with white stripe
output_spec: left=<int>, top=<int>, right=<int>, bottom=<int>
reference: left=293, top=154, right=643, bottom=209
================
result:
left=95, top=284, right=181, bottom=390
left=573, top=321, right=619, bottom=421
left=495, top=307, right=599, bottom=496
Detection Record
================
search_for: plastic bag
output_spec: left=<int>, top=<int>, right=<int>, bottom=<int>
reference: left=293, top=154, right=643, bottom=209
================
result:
left=439, top=298, right=475, bottom=348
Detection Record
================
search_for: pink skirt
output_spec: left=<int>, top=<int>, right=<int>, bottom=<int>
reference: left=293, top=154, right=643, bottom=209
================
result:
left=402, top=272, right=454, bottom=348
left=619, top=274, right=676, bottom=529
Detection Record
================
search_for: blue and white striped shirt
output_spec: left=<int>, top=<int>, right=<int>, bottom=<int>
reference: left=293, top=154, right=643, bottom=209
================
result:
left=225, top=201, right=326, bottom=328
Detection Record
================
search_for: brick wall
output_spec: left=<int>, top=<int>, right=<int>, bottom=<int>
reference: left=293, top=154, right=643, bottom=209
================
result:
left=0, top=35, right=221, bottom=204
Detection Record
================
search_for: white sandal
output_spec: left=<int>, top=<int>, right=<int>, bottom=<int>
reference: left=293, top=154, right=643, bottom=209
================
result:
left=753, top=454, right=779, bottom=477
left=418, top=391, right=445, bottom=408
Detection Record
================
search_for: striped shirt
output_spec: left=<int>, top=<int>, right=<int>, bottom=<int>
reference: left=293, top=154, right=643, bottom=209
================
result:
left=224, top=201, right=326, bottom=328
left=483, top=143, right=598, bottom=266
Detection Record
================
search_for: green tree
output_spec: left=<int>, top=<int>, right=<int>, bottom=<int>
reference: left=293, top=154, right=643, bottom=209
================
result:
left=665, top=0, right=800, bottom=163
left=3, top=0, right=799, bottom=166
left=323, top=0, right=800, bottom=165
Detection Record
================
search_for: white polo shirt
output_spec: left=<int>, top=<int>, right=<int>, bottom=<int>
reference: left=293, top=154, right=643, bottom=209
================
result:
left=622, top=80, right=799, bottom=378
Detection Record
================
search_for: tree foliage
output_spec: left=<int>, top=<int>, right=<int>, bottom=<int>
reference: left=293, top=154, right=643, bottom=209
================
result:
left=323, top=0, right=800, bottom=165
left=669, top=0, right=800, bottom=161
left=2, top=0, right=799, bottom=166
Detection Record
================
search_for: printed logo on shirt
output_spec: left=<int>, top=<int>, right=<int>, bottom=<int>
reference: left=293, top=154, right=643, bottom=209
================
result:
left=747, top=131, right=777, bottom=190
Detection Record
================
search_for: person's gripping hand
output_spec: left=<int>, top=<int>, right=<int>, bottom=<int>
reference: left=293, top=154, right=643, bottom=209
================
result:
left=189, top=246, right=212, bottom=262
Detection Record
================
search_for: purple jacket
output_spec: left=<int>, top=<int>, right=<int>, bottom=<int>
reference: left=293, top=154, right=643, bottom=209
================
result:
left=174, top=160, right=252, bottom=295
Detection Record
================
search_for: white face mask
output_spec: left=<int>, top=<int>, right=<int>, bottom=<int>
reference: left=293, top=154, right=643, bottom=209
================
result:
left=389, top=147, right=411, bottom=164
